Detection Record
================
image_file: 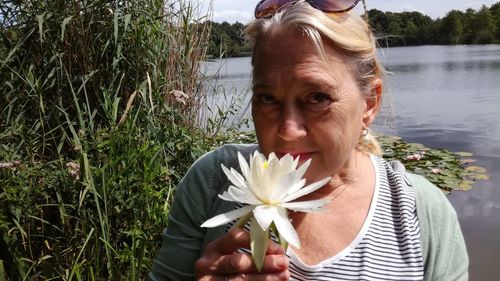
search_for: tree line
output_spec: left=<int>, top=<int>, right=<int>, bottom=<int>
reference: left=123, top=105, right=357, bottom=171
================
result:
left=207, top=2, right=500, bottom=58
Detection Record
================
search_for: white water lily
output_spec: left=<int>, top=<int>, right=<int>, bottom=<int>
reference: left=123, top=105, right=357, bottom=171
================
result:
left=201, top=151, right=331, bottom=270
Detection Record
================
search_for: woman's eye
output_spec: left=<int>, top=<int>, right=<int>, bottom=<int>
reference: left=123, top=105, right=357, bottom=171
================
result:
left=307, top=92, right=332, bottom=105
left=255, top=94, right=278, bottom=105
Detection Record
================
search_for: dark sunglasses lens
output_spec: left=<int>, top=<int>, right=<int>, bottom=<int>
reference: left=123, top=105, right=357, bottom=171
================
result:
left=255, top=0, right=290, bottom=18
left=312, top=0, right=360, bottom=12
left=255, top=0, right=360, bottom=18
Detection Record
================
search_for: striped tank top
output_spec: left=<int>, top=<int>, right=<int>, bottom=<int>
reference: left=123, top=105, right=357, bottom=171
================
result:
left=228, top=155, right=424, bottom=280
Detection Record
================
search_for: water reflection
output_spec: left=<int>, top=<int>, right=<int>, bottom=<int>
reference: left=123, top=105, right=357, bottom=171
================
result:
left=441, top=60, right=500, bottom=71
left=385, top=63, right=426, bottom=73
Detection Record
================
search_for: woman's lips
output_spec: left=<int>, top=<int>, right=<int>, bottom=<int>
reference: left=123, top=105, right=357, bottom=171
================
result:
left=277, top=152, right=313, bottom=160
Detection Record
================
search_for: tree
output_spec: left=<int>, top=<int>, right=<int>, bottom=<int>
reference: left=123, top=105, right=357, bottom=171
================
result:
left=474, top=5, right=496, bottom=44
left=490, top=2, right=500, bottom=41
left=440, top=10, right=465, bottom=44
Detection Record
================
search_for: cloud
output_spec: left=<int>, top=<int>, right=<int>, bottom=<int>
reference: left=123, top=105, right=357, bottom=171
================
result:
left=213, top=10, right=253, bottom=23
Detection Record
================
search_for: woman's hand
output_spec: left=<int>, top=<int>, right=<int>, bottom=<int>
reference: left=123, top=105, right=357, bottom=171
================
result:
left=195, top=228, right=290, bottom=280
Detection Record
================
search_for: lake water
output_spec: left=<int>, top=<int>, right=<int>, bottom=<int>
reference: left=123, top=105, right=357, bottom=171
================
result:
left=202, top=45, right=500, bottom=280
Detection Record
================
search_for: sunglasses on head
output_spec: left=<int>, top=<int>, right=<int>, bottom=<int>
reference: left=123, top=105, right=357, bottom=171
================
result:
left=255, top=0, right=361, bottom=19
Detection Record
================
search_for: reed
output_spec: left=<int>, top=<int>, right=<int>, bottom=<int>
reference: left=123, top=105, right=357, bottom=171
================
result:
left=0, top=0, right=244, bottom=279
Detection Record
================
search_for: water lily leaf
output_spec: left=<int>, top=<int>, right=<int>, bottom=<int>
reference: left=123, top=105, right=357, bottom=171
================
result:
left=471, top=174, right=490, bottom=180
left=456, top=152, right=474, bottom=157
left=465, top=166, right=487, bottom=173
left=459, top=181, right=474, bottom=191
left=444, top=178, right=460, bottom=185
left=408, top=143, right=425, bottom=149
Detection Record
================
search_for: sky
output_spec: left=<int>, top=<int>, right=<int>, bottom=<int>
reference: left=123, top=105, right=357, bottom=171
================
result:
left=206, top=0, right=500, bottom=23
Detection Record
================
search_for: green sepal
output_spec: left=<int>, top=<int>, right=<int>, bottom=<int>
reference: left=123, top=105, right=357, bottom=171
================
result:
left=270, top=222, right=288, bottom=250
left=250, top=216, right=268, bottom=272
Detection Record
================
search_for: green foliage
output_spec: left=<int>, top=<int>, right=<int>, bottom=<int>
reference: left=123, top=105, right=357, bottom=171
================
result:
left=370, top=2, right=500, bottom=46
left=206, top=21, right=252, bottom=58
left=0, top=0, right=237, bottom=279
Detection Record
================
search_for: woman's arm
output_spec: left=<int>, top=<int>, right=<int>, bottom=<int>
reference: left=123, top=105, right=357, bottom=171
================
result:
left=410, top=173, right=469, bottom=281
left=149, top=144, right=263, bottom=280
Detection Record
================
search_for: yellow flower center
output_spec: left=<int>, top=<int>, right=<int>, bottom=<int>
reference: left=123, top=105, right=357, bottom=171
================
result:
left=263, top=160, right=268, bottom=169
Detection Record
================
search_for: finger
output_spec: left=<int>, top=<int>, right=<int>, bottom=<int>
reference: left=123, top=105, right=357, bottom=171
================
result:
left=218, top=228, right=251, bottom=254
left=214, top=252, right=288, bottom=274
left=225, top=270, right=290, bottom=281
left=209, top=228, right=285, bottom=256
left=197, top=275, right=224, bottom=281
left=264, top=239, right=286, bottom=255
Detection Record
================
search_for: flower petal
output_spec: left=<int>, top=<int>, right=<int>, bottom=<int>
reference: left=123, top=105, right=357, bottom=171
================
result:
left=220, top=186, right=261, bottom=205
left=282, top=178, right=306, bottom=199
left=201, top=205, right=254, bottom=228
left=251, top=152, right=265, bottom=184
left=238, top=152, right=250, bottom=179
left=221, top=164, right=246, bottom=189
left=250, top=216, right=269, bottom=272
left=268, top=152, right=278, bottom=163
left=273, top=207, right=300, bottom=248
left=295, top=159, right=311, bottom=180
left=282, top=177, right=331, bottom=202
left=219, top=190, right=238, bottom=202
left=280, top=153, right=296, bottom=170
left=252, top=205, right=278, bottom=231
left=280, top=199, right=330, bottom=212
left=271, top=170, right=297, bottom=202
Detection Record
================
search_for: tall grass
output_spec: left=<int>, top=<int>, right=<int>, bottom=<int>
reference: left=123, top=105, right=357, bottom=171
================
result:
left=0, top=0, right=243, bottom=279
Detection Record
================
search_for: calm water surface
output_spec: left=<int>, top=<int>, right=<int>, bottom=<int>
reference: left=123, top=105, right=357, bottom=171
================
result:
left=202, top=45, right=500, bottom=280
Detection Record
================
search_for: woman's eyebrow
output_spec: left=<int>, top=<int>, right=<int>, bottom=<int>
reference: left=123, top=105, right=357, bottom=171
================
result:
left=300, top=79, right=340, bottom=92
left=252, top=81, right=274, bottom=89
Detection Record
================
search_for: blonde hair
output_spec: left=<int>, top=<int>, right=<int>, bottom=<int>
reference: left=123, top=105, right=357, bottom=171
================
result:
left=244, top=0, right=384, bottom=156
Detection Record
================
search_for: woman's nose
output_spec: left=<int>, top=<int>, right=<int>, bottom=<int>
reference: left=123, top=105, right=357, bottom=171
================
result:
left=278, top=105, right=306, bottom=141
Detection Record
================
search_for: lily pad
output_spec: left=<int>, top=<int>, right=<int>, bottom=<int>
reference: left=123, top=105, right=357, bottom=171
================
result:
left=378, top=135, right=489, bottom=193
left=465, top=165, right=487, bottom=173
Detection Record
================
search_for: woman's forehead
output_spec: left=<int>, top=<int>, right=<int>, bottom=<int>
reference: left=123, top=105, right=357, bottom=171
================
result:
left=253, top=32, right=353, bottom=84
left=254, top=28, right=349, bottom=68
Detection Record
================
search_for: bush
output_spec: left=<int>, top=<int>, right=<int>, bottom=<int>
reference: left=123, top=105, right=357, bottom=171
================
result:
left=0, top=0, right=235, bottom=279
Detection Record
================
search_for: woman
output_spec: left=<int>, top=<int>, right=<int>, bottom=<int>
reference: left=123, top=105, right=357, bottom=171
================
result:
left=149, top=0, right=468, bottom=280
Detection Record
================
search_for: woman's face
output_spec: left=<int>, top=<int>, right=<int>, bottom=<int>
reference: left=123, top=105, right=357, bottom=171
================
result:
left=252, top=29, right=380, bottom=182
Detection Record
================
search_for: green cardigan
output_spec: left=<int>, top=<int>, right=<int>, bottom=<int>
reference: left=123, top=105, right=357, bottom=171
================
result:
left=149, top=144, right=468, bottom=281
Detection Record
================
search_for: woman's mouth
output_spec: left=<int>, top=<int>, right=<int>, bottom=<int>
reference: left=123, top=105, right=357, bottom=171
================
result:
left=277, top=151, right=313, bottom=161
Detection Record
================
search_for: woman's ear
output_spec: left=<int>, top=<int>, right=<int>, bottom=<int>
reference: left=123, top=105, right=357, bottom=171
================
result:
left=362, top=79, right=383, bottom=127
